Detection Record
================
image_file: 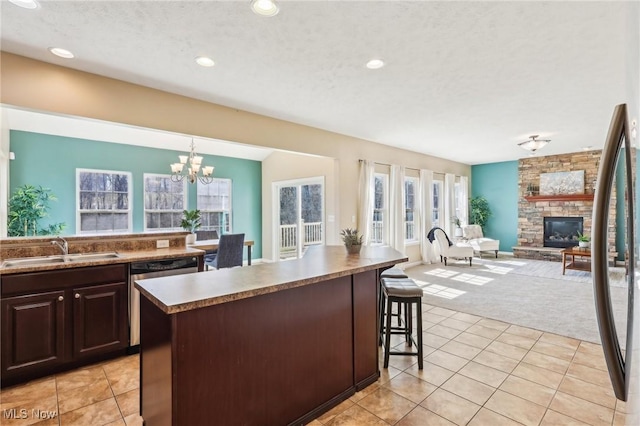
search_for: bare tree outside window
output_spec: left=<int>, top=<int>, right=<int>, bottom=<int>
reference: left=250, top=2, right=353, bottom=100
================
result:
left=405, top=178, right=417, bottom=241
left=144, top=174, right=186, bottom=230
left=77, top=169, right=132, bottom=233
left=197, top=179, right=232, bottom=235
left=372, top=174, right=387, bottom=244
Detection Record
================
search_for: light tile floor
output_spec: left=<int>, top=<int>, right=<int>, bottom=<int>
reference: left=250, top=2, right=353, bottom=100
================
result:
left=0, top=304, right=626, bottom=426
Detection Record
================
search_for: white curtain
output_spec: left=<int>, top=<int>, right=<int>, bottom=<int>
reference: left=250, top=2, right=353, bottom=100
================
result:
left=459, top=176, right=469, bottom=226
left=389, top=164, right=406, bottom=254
left=357, top=160, right=375, bottom=245
left=419, top=169, right=437, bottom=263
left=444, top=173, right=456, bottom=236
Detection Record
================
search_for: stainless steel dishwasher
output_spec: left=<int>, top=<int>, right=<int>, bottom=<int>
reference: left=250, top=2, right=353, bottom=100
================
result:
left=129, top=256, right=199, bottom=349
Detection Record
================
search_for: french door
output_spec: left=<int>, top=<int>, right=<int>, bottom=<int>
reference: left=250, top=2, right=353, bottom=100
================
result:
left=274, top=177, right=324, bottom=260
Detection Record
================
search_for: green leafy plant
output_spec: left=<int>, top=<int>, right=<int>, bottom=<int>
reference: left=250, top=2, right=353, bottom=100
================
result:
left=340, top=228, right=363, bottom=247
left=577, top=231, right=590, bottom=242
left=469, top=196, right=492, bottom=231
left=452, top=216, right=461, bottom=227
left=7, top=184, right=65, bottom=237
left=180, top=209, right=201, bottom=233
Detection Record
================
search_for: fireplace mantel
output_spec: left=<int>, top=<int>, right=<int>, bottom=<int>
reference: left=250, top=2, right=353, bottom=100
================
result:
left=524, top=194, right=595, bottom=202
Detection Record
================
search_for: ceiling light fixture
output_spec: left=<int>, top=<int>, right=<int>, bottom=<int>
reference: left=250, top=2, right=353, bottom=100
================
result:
left=8, top=0, right=39, bottom=9
left=366, top=59, right=385, bottom=70
left=518, top=135, right=551, bottom=152
left=48, top=47, right=74, bottom=59
left=195, top=56, right=215, bottom=67
left=582, top=146, right=593, bottom=151
left=170, top=139, right=214, bottom=184
left=251, top=0, right=279, bottom=17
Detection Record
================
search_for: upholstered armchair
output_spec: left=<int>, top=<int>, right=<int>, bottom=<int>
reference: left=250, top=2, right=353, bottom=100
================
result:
left=433, top=228, right=474, bottom=266
left=462, top=225, right=499, bottom=258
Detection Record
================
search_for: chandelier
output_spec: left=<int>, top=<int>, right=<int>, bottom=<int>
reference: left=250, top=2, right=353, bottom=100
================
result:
left=170, top=140, right=214, bottom=184
left=518, top=135, right=551, bottom=152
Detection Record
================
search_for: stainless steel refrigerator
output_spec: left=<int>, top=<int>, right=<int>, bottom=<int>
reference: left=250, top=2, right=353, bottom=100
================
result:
left=593, top=103, right=638, bottom=423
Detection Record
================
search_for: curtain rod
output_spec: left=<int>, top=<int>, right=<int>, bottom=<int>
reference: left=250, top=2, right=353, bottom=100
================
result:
left=359, top=159, right=445, bottom=175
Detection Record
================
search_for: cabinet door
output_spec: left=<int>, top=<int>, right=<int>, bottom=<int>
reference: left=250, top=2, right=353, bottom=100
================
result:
left=73, top=282, right=128, bottom=358
left=1, top=291, right=66, bottom=377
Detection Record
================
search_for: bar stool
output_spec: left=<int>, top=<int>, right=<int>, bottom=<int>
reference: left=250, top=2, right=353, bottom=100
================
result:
left=379, top=267, right=409, bottom=334
left=381, top=277, right=423, bottom=370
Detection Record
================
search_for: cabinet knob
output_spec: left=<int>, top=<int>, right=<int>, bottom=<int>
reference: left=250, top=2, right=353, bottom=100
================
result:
left=75, top=293, right=80, bottom=299
left=58, top=296, right=64, bottom=302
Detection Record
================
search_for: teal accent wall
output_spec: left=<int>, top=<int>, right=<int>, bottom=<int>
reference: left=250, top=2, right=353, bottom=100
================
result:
left=471, top=161, right=519, bottom=252
left=9, top=130, right=262, bottom=259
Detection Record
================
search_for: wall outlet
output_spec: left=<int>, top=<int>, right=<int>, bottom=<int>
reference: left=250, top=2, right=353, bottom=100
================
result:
left=156, top=239, right=170, bottom=248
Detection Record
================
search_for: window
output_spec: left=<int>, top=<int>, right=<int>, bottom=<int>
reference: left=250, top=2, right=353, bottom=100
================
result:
left=432, top=180, right=443, bottom=230
left=197, top=179, right=232, bottom=235
left=404, top=177, right=418, bottom=242
left=144, top=174, right=186, bottom=231
left=454, top=182, right=462, bottom=223
left=371, top=173, right=388, bottom=244
left=77, top=169, right=132, bottom=234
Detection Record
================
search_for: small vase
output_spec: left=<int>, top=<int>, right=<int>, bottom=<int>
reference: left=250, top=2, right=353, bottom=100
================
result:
left=186, top=233, right=196, bottom=245
left=578, top=241, right=590, bottom=249
left=346, top=244, right=362, bottom=255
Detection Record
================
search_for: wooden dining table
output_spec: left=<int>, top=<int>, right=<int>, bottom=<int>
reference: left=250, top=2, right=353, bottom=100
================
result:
left=188, top=239, right=255, bottom=265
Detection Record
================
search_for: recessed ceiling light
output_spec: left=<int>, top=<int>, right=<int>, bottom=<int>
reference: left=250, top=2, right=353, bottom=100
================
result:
left=8, top=0, right=39, bottom=9
left=48, top=47, right=74, bottom=59
left=251, top=0, right=279, bottom=17
left=195, top=56, right=215, bottom=67
left=582, top=146, right=593, bottom=151
left=366, top=59, right=385, bottom=70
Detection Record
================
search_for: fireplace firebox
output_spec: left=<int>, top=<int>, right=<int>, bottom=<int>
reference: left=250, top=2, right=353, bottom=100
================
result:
left=543, top=217, right=583, bottom=248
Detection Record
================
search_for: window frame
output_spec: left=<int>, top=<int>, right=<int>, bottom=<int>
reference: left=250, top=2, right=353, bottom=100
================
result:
left=432, top=179, right=444, bottom=230
left=404, top=176, right=419, bottom=243
left=371, top=173, right=389, bottom=245
left=76, top=168, right=133, bottom=235
left=143, top=173, right=187, bottom=232
left=197, top=178, right=233, bottom=235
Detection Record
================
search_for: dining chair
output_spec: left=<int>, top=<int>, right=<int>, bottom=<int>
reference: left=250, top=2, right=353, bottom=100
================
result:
left=205, top=233, right=245, bottom=270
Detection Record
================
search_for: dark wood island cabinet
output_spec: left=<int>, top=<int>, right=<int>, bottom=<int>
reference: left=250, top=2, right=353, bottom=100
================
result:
left=136, top=245, right=407, bottom=426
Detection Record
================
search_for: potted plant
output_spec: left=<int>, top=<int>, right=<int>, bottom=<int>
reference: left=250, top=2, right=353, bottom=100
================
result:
left=341, top=228, right=363, bottom=254
left=469, top=196, right=492, bottom=232
left=452, top=216, right=463, bottom=237
left=577, top=231, right=590, bottom=249
left=7, top=184, right=65, bottom=236
left=181, top=209, right=201, bottom=244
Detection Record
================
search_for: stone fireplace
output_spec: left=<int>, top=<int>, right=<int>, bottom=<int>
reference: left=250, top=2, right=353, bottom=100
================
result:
left=514, top=150, right=617, bottom=260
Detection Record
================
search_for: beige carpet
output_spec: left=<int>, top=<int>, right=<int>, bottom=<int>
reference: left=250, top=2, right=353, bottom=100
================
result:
left=405, top=255, right=630, bottom=347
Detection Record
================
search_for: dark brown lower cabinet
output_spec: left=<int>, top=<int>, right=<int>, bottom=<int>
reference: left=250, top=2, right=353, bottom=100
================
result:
left=1, top=265, right=128, bottom=386
left=1, top=291, right=66, bottom=377
left=73, top=282, right=128, bottom=359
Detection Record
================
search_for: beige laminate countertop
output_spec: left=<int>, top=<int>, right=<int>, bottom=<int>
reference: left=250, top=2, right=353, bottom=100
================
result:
left=0, top=247, right=204, bottom=275
left=135, top=245, right=407, bottom=314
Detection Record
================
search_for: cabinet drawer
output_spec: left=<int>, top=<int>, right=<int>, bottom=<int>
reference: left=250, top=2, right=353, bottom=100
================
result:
left=1, top=264, right=128, bottom=296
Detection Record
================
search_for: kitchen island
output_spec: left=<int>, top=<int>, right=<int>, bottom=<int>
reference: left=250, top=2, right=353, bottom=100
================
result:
left=135, top=245, right=407, bottom=426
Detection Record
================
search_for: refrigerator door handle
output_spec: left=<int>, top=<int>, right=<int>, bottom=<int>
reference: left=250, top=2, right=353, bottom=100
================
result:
left=592, top=103, right=632, bottom=401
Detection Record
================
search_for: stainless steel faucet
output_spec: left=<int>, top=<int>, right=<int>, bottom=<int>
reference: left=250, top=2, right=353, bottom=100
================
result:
left=51, top=237, right=68, bottom=256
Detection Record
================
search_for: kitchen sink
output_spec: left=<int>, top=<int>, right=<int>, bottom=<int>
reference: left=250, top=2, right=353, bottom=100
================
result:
left=1, top=252, right=121, bottom=268
left=1, top=256, right=67, bottom=268
left=66, top=252, right=121, bottom=261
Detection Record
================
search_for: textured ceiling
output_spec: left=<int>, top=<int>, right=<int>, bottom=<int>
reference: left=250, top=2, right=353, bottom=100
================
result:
left=1, top=0, right=636, bottom=165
